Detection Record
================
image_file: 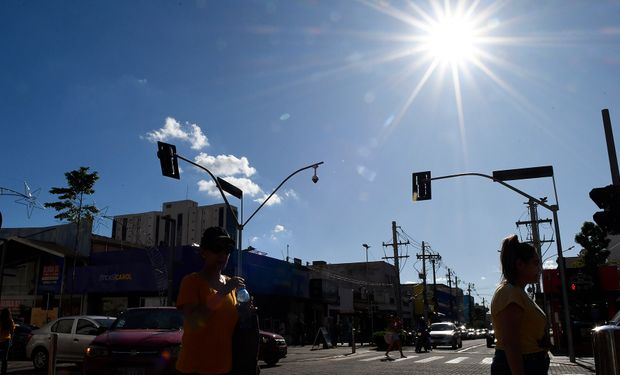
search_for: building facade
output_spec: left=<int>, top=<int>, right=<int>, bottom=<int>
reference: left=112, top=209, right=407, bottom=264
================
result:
left=111, top=200, right=238, bottom=248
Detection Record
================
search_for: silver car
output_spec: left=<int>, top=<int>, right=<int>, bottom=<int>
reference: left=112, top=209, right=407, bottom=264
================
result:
left=429, top=322, right=463, bottom=349
left=26, top=315, right=115, bottom=370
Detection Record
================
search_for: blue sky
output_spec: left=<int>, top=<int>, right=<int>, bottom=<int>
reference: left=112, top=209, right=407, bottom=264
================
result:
left=2, top=0, right=619, bottom=302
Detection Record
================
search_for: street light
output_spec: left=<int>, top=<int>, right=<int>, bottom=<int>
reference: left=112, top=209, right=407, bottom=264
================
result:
left=413, top=165, right=576, bottom=362
left=156, top=141, right=324, bottom=278
left=362, top=243, right=373, bottom=336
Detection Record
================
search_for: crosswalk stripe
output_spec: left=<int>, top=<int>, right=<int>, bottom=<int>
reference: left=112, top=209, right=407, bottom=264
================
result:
left=445, top=357, right=469, bottom=364
left=360, top=355, right=391, bottom=362
left=481, top=357, right=493, bottom=364
left=394, top=355, right=418, bottom=362
left=415, top=356, right=444, bottom=363
left=330, top=351, right=374, bottom=361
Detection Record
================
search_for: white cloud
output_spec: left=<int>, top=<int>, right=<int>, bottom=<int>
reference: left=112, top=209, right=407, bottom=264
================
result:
left=273, top=225, right=285, bottom=233
left=254, top=193, right=282, bottom=206
left=194, top=153, right=256, bottom=177
left=250, top=236, right=260, bottom=243
left=283, top=189, right=299, bottom=200
left=480, top=276, right=486, bottom=280
left=357, top=165, right=376, bottom=182
left=145, top=117, right=209, bottom=150
left=543, top=259, right=557, bottom=269
left=197, top=177, right=262, bottom=198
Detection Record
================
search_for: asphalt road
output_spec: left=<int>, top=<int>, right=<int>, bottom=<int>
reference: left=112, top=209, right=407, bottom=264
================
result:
left=6, top=339, right=595, bottom=375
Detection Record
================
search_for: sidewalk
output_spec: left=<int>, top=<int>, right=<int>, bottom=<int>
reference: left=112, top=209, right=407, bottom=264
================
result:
left=548, top=353, right=596, bottom=375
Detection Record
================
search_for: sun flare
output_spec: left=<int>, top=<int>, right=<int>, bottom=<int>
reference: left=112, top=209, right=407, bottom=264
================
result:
left=424, top=16, right=478, bottom=64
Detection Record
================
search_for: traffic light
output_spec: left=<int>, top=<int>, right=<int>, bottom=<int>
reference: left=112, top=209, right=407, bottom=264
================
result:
left=157, top=142, right=180, bottom=179
left=570, top=283, right=576, bottom=292
left=589, top=185, right=620, bottom=234
left=412, top=171, right=432, bottom=201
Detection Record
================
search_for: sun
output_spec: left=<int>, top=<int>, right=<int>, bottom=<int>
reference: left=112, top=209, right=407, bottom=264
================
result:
left=423, top=15, right=479, bottom=64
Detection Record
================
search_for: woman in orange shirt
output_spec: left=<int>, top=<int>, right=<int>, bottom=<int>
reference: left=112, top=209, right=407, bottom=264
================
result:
left=491, top=235, right=550, bottom=375
left=175, top=227, right=245, bottom=375
left=0, top=308, right=14, bottom=375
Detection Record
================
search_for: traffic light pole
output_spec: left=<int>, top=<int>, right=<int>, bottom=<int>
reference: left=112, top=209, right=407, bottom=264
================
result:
left=428, top=171, right=575, bottom=362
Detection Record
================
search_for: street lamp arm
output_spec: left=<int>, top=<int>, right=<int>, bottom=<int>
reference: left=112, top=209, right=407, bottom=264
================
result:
left=176, top=155, right=241, bottom=226
left=244, top=161, right=324, bottom=227
left=431, top=172, right=554, bottom=211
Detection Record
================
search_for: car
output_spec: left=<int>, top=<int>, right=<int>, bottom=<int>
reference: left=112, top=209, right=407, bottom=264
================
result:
left=457, top=325, right=468, bottom=340
left=9, top=323, right=38, bottom=360
left=258, top=330, right=287, bottom=366
left=466, top=328, right=476, bottom=340
left=83, top=307, right=183, bottom=375
left=429, top=322, right=462, bottom=349
left=26, top=315, right=115, bottom=370
left=83, top=307, right=287, bottom=374
left=486, top=329, right=495, bottom=347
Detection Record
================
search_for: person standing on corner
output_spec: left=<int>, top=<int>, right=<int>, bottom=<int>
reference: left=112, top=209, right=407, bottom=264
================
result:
left=491, top=235, right=550, bottom=375
left=176, top=226, right=245, bottom=375
left=0, top=308, right=14, bottom=375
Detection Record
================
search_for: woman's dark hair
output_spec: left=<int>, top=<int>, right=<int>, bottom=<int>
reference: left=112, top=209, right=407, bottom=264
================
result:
left=0, top=308, right=12, bottom=330
left=500, top=235, right=537, bottom=285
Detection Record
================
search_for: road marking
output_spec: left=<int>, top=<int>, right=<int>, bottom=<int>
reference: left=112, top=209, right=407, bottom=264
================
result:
left=415, top=356, right=444, bottom=363
left=481, top=357, right=493, bottom=364
left=445, top=357, right=469, bottom=364
left=457, top=343, right=487, bottom=352
left=394, top=355, right=418, bottom=362
left=330, top=351, right=374, bottom=361
left=360, top=355, right=391, bottom=362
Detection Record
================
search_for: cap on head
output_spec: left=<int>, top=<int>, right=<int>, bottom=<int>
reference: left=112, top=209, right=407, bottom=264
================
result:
left=200, top=226, right=235, bottom=249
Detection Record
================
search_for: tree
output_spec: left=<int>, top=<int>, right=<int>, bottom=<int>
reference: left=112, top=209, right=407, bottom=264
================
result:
left=45, top=166, right=99, bottom=224
left=44, top=166, right=99, bottom=316
left=574, top=221, right=610, bottom=272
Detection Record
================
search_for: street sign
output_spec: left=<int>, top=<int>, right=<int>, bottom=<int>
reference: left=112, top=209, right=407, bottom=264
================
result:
left=492, top=166, right=554, bottom=181
left=412, top=171, right=432, bottom=201
left=217, top=177, right=243, bottom=200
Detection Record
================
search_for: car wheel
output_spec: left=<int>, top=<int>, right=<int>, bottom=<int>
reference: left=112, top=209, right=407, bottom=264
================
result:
left=32, top=347, right=49, bottom=370
left=265, top=358, right=279, bottom=367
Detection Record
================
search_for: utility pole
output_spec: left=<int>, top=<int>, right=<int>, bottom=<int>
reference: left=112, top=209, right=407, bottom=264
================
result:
left=447, top=268, right=454, bottom=321
left=417, top=246, right=441, bottom=321
left=467, top=283, right=473, bottom=325
left=362, top=243, right=374, bottom=336
left=454, top=276, right=459, bottom=323
left=382, top=221, right=409, bottom=322
left=515, top=199, right=552, bottom=295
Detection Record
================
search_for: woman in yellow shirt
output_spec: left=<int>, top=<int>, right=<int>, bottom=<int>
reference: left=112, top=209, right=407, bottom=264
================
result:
left=176, top=227, right=245, bottom=375
left=491, top=235, right=550, bottom=375
left=0, top=308, right=14, bottom=375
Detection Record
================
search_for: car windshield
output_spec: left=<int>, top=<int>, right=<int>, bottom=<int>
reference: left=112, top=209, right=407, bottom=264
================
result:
left=111, top=309, right=183, bottom=330
left=95, top=318, right=116, bottom=328
left=430, top=324, right=454, bottom=331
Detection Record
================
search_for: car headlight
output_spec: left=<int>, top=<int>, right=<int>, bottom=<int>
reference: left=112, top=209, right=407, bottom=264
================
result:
left=161, top=345, right=181, bottom=360
left=85, top=345, right=109, bottom=358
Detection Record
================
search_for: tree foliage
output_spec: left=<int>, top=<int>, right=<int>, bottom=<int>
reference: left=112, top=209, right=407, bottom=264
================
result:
left=45, top=166, right=99, bottom=224
left=574, top=221, right=610, bottom=272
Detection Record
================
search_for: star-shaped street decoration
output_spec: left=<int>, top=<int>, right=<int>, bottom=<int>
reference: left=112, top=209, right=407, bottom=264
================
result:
left=14, top=181, right=45, bottom=218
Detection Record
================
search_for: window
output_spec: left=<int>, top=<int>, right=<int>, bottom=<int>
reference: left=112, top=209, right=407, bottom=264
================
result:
left=52, top=319, right=74, bottom=334
left=76, top=319, right=97, bottom=335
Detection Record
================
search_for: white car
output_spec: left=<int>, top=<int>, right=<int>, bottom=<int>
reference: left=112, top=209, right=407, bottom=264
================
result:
left=429, top=322, right=463, bottom=349
left=26, top=315, right=115, bottom=370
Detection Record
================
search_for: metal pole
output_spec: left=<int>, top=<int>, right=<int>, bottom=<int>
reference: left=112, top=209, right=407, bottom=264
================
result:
left=602, top=109, right=620, bottom=185
left=236, top=196, right=243, bottom=277
left=552, top=207, right=575, bottom=362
